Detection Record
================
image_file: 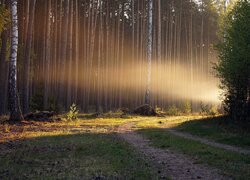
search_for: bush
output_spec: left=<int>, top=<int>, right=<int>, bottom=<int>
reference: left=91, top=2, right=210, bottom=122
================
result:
left=199, top=101, right=210, bottom=115
left=199, top=102, right=219, bottom=116
left=166, top=105, right=180, bottom=116
left=181, top=100, right=192, bottom=114
left=66, top=103, right=79, bottom=121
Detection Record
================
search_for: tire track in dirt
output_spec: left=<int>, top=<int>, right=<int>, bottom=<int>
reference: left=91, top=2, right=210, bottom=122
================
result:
left=167, top=129, right=250, bottom=155
left=117, top=122, right=228, bottom=180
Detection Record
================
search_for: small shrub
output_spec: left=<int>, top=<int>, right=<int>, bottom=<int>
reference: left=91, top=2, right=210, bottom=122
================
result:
left=166, top=105, right=180, bottom=116
left=66, top=103, right=79, bottom=121
left=209, top=105, right=219, bottom=116
left=181, top=100, right=192, bottom=114
left=3, top=123, right=10, bottom=133
left=199, top=101, right=210, bottom=115
left=199, top=102, right=219, bottom=116
left=155, top=106, right=164, bottom=114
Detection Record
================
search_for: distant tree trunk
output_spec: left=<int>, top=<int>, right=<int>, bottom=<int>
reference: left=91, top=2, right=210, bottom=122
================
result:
left=0, top=29, right=9, bottom=115
left=0, top=1, right=10, bottom=115
left=74, top=0, right=79, bottom=103
left=22, top=0, right=36, bottom=113
left=145, top=0, right=153, bottom=105
left=58, top=0, right=69, bottom=110
left=96, top=0, right=103, bottom=112
left=157, top=0, right=161, bottom=106
left=104, top=0, right=110, bottom=112
left=200, top=0, right=204, bottom=74
left=67, top=0, right=73, bottom=107
left=8, top=0, right=23, bottom=121
left=43, top=0, right=51, bottom=109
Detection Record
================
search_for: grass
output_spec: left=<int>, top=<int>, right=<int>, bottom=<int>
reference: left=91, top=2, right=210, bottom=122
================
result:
left=139, top=128, right=250, bottom=179
left=133, top=115, right=250, bottom=149
left=1, top=114, right=250, bottom=179
left=0, top=133, right=154, bottom=179
left=175, top=116, right=250, bottom=148
left=0, top=115, right=155, bottom=179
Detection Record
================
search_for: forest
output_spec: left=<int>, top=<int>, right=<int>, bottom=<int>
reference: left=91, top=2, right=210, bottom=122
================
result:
left=0, top=0, right=250, bottom=179
left=0, top=0, right=224, bottom=116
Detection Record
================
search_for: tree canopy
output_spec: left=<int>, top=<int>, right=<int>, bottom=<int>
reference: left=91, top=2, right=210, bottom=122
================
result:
left=216, top=0, right=250, bottom=123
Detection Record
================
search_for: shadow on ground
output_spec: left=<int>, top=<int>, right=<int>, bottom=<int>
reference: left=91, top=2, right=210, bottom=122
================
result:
left=0, top=132, right=154, bottom=179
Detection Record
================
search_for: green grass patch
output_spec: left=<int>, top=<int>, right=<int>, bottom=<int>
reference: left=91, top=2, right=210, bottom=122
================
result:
left=0, top=133, right=154, bottom=179
left=139, top=128, right=250, bottom=179
left=175, top=116, right=250, bottom=148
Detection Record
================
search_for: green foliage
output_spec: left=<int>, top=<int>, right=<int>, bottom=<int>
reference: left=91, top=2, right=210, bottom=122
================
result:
left=155, top=106, right=165, bottom=115
left=209, top=105, right=219, bottom=116
left=199, top=102, right=219, bottom=116
left=199, top=101, right=211, bottom=115
left=0, top=5, right=10, bottom=34
left=215, top=0, right=250, bottom=122
left=166, top=105, right=180, bottom=116
left=181, top=100, right=192, bottom=114
left=66, top=103, right=79, bottom=121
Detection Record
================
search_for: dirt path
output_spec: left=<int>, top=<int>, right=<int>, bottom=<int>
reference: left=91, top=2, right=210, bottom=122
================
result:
left=117, top=123, right=227, bottom=180
left=167, top=129, right=250, bottom=155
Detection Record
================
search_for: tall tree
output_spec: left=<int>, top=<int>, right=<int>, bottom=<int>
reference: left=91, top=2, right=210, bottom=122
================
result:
left=215, top=0, right=250, bottom=122
left=43, top=0, right=51, bottom=109
left=22, top=0, right=36, bottom=113
left=8, top=0, right=23, bottom=121
left=0, top=1, right=9, bottom=115
left=145, top=0, right=153, bottom=104
left=58, top=0, right=69, bottom=110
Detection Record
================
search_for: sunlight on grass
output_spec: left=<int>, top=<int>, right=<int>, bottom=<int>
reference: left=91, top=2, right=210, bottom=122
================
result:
left=134, top=115, right=207, bottom=129
left=0, top=114, right=147, bottom=143
left=0, top=114, right=215, bottom=144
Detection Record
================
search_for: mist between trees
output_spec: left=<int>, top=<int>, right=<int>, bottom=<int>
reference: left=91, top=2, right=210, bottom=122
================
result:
left=0, top=0, right=225, bottom=114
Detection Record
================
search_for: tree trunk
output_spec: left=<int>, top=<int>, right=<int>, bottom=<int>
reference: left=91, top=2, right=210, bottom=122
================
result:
left=22, top=0, right=36, bottom=113
left=0, top=29, right=8, bottom=115
left=145, top=0, right=153, bottom=105
left=157, top=0, right=161, bottom=106
left=58, top=0, right=69, bottom=111
left=43, top=0, right=51, bottom=109
left=8, top=0, right=23, bottom=121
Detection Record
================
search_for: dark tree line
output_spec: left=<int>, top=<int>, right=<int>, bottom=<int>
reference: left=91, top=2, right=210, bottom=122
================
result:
left=0, top=0, right=226, bottom=117
left=216, top=0, right=250, bottom=124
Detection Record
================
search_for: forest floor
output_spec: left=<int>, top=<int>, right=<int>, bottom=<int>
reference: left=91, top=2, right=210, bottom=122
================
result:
left=0, top=114, right=250, bottom=179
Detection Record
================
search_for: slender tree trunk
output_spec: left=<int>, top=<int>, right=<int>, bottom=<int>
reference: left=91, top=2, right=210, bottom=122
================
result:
left=58, top=0, right=69, bottom=110
left=74, top=0, right=79, bottom=103
left=22, top=0, right=36, bottom=113
left=145, top=0, right=153, bottom=105
left=157, top=0, right=161, bottom=106
left=8, top=0, right=23, bottom=121
left=0, top=29, right=8, bottom=114
left=67, top=0, right=73, bottom=107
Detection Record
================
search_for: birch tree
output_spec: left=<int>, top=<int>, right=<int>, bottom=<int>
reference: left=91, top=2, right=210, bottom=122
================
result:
left=145, top=0, right=153, bottom=105
left=8, top=0, right=23, bottom=121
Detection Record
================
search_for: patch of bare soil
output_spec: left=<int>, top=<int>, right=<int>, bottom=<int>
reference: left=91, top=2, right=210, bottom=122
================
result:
left=117, top=123, right=228, bottom=180
left=167, top=129, right=250, bottom=155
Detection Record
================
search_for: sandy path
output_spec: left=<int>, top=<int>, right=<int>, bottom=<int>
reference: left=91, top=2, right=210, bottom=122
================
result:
left=117, top=122, right=228, bottom=180
left=167, top=129, right=250, bottom=155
